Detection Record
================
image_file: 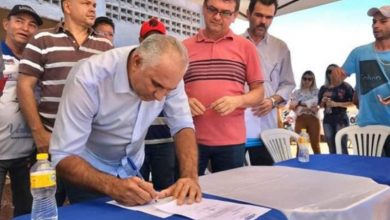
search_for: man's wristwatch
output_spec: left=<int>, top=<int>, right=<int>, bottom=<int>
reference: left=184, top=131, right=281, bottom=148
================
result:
left=269, top=97, right=277, bottom=108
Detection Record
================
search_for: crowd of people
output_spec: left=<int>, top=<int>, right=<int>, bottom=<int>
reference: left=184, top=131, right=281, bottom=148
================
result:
left=0, top=0, right=389, bottom=217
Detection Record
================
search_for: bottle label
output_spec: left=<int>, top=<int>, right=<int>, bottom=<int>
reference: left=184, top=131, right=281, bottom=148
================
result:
left=30, top=170, right=56, bottom=188
left=297, top=137, right=305, bottom=144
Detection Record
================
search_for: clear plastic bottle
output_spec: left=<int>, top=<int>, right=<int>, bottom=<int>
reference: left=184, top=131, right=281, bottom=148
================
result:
left=325, top=97, right=332, bottom=114
left=30, top=153, right=58, bottom=220
left=297, top=129, right=310, bottom=162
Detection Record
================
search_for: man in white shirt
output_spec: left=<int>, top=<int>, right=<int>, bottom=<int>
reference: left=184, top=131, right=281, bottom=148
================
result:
left=50, top=34, right=201, bottom=206
left=244, top=0, right=296, bottom=165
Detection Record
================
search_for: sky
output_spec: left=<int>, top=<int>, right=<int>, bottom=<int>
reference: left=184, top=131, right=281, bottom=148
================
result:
left=230, top=0, right=389, bottom=89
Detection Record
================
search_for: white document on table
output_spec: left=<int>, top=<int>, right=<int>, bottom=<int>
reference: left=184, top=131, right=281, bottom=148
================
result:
left=155, top=198, right=270, bottom=220
left=107, top=197, right=173, bottom=218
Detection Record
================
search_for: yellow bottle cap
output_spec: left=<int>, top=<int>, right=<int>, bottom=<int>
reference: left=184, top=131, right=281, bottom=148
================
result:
left=36, top=153, right=49, bottom=160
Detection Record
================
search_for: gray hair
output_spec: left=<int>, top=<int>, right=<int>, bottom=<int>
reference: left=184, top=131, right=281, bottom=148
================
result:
left=137, top=34, right=189, bottom=71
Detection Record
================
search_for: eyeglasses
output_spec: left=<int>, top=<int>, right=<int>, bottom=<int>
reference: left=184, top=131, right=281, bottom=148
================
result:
left=302, top=77, right=314, bottom=81
left=205, top=5, right=235, bottom=18
left=96, top=31, right=114, bottom=38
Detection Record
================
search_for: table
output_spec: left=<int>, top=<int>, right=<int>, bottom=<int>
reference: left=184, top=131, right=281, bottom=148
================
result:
left=199, top=166, right=390, bottom=220
left=275, top=154, right=390, bottom=186
left=14, top=194, right=287, bottom=220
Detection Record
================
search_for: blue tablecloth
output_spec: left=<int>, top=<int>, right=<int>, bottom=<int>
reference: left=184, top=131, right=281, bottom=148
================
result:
left=276, top=154, right=390, bottom=186
left=14, top=194, right=287, bottom=220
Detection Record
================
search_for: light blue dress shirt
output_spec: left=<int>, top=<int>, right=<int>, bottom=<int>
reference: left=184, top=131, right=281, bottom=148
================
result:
left=50, top=46, right=194, bottom=178
left=242, top=31, right=296, bottom=147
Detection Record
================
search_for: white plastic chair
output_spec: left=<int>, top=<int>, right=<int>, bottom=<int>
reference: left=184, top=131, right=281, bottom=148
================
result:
left=260, top=129, right=300, bottom=163
left=335, top=125, right=390, bottom=156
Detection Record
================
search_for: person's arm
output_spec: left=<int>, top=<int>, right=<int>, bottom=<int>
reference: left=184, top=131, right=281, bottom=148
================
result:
left=159, top=80, right=202, bottom=204
left=318, top=87, right=325, bottom=108
left=210, top=81, right=264, bottom=116
left=50, top=61, right=157, bottom=206
left=272, top=47, right=295, bottom=106
left=56, top=155, right=157, bottom=206
left=17, top=74, right=51, bottom=153
left=332, top=67, right=347, bottom=82
left=328, top=100, right=354, bottom=108
left=159, top=128, right=201, bottom=205
left=288, top=90, right=299, bottom=111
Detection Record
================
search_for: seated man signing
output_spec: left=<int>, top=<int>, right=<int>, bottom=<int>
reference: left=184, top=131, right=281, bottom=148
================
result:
left=49, top=34, right=201, bottom=206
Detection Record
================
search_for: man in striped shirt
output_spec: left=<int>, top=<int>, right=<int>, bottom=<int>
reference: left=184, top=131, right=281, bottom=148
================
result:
left=183, top=0, right=265, bottom=175
left=17, top=0, right=112, bottom=153
left=17, top=0, right=112, bottom=204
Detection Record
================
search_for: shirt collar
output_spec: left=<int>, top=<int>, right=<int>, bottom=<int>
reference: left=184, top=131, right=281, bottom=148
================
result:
left=1, top=41, right=17, bottom=59
left=196, top=29, right=235, bottom=42
left=55, top=22, right=95, bottom=36
left=113, top=46, right=137, bottom=94
left=243, top=29, right=269, bottom=45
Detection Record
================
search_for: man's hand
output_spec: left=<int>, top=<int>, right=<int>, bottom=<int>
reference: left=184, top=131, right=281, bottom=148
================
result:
left=210, top=96, right=242, bottom=116
left=332, top=67, right=347, bottom=82
left=252, top=98, right=273, bottom=117
left=111, top=177, right=158, bottom=206
left=32, top=129, right=51, bottom=153
left=159, top=177, right=202, bottom=205
left=188, top=98, right=206, bottom=116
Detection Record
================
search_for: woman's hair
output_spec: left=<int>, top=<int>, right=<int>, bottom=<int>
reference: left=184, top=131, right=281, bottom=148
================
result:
left=324, top=64, right=339, bottom=86
left=299, top=70, right=317, bottom=91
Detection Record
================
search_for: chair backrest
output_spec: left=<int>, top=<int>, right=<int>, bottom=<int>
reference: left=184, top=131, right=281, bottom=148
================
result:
left=335, top=125, right=390, bottom=156
left=260, top=129, right=300, bottom=163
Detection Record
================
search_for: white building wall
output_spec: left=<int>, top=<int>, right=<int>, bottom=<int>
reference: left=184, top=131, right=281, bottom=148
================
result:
left=1, top=0, right=203, bottom=46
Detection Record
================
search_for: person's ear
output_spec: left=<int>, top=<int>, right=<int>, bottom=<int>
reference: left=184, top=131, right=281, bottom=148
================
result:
left=131, top=52, right=143, bottom=69
left=63, top=0, right=71, bottom=15
left=2, top=18, right=9, bottom=32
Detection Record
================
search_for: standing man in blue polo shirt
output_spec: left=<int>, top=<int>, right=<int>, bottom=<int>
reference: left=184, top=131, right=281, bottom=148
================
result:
left=0, top=4, right=42, bottom=216
left=333, top=5, right=390, bottom=157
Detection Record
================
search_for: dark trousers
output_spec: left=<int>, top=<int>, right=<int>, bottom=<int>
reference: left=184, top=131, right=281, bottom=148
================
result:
left=140, top=142, right=177, bottom=190
left=247, top=146, right=274, bottom=165
left=198, top=143, right=245, bottom=176
left=0, top=156, right=33, bottom=216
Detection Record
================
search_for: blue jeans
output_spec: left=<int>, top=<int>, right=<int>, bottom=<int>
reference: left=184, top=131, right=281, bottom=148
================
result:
left=323, top=114, right=349, bottom=154
left=0, top=156, right=33, bottom=216
left=140, top=142, right=177, bottom=190
left=198, top=143, right=245, bottom=176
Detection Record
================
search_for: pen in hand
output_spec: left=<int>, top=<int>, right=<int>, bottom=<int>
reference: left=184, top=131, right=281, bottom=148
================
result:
left=129, top=158, right=159, bottom=203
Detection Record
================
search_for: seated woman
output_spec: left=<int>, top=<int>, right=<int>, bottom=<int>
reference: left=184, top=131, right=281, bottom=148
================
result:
left=289, top=70, right=321, bottom=154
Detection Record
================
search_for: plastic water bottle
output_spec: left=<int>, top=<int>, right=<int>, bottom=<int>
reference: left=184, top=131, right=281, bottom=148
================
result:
left=297, top=129, right=310, bottom=162
left=325, top=97, right=332, bottom=114
left=30, top=153, right=58, bottom=220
